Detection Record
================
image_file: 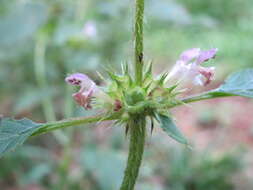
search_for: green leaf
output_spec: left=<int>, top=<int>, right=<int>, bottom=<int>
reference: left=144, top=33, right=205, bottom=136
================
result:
left=0, top=113, right=120, bottom=157
left=157, top=114, right=188, bottom=145
left=0, top=118, right=42, bottom=157
left=178, top=69, right=253, bottom=107
left=214, top=69, right=253, bottom=98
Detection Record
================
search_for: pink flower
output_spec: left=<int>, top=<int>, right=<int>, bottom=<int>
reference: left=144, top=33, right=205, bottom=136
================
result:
left=197, top=48, right=217, bottom=64
left=167, top=48, right=217, bottom=86
left=180, top=48, right=201, bottom=62
left=65, top=73, right=103, bottom=109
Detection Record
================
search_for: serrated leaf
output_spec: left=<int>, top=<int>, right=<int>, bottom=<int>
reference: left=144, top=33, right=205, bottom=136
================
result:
left=0, top=113, right=119, bottom=157
left=0, top=118, right=42, bottom=157
left=214, top=69, right=253, bottom=98
left=157, top=114, right=188, bottom=145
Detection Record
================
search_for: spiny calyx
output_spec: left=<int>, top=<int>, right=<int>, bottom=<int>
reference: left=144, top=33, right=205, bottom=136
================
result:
left=105, top=62, right=181, bottom=117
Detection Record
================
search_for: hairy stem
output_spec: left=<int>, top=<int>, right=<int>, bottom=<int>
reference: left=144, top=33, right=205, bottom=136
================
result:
left=135, top=0, right=145, bottom=85
left=120, top=118, right=146, bottom=190
left=32, top=112, right=121, bottom=136
left=120, top=1, right=147, bottom=186
left=166, top=90, right=235, bottom=109
left=181, top=91, right=234, bottom=104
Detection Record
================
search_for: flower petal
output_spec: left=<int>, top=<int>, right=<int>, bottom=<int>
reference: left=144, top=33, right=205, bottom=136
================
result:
left=65, top=73, right=90, bottom=86
left=180, top=48, right=200, bottom=62
left=167, top=61, right=189, bottom=80
left=193, top=74, right=204, bottom=86
left=72, top=89, right=93, bottom=109
left=196, top=48, right=218, bottom=64
left=198, top=66, right=215, bottom=86
left=167, top=48, right=217, bottom=87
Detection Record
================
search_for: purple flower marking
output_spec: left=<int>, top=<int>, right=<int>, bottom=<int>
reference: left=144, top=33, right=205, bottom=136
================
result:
left=65, top=73, right=99, bottom=109
left=196, top=48, right=218, bottom=64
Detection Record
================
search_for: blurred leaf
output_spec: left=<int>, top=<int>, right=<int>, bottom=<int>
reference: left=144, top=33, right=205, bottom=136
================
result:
left=166, top=148, right=242, bottom=190
left=20, top=163, right=51, bottom=185
left=157, top=114, right=188, bottom=145
left=214, top=69, right=253, bottom=98
left=53, top=24, right=80, bottom=45
left=81, top=149, right=125, bottom=190
left=63, top=50, right=100, bottom=71
left=0, top=118, right=42, bottom=157
left=0, top=2, right=48, bottom=47
left=14, top=87, right=58, bottom=114
left=179, top=0, right=251, bottom=24
left=0, top=0, right=14, bottom=15
left=182, top=69, right=253, bottom=105
left=12, top=145, right=52, bottom=160
left=0, top=146, right=53, bottom=186
left=147, top=0, right=192, bottom=25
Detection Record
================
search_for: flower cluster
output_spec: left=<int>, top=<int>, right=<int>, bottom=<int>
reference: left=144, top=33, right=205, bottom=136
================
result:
left=65, top=48, right=218, bottom=111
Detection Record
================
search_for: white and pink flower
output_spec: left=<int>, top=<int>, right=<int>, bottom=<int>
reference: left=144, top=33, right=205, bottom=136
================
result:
left=167, top=48, right=218, bottom=86
left=65, top=73, right=106, bottom=109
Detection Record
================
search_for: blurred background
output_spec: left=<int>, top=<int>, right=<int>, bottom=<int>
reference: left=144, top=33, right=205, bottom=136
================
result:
left=1, top=0, right=253, bottom=189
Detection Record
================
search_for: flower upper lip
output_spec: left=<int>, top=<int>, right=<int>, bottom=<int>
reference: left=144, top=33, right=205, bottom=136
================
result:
left=65, top=73, right=112, bottom=110
left=65, top=73, right=99, bottom=109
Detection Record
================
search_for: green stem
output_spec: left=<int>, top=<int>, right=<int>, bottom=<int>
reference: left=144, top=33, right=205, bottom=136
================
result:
left=135, top=0, right=145, bottom=85
left=32, top=112, right=121, bottom=136
left=34, top=35, right=56, bottom=122
left=168, top=90, right=235, bottom=109
left=119, top=1, right=146, bottom=187
left=120, top=117, right=146, bottom=190
left=181, top=91, right=234, bottom=104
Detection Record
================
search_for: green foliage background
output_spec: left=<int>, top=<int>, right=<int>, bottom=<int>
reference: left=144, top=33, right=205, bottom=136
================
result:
left=1, top=0, right=253, bottom=189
